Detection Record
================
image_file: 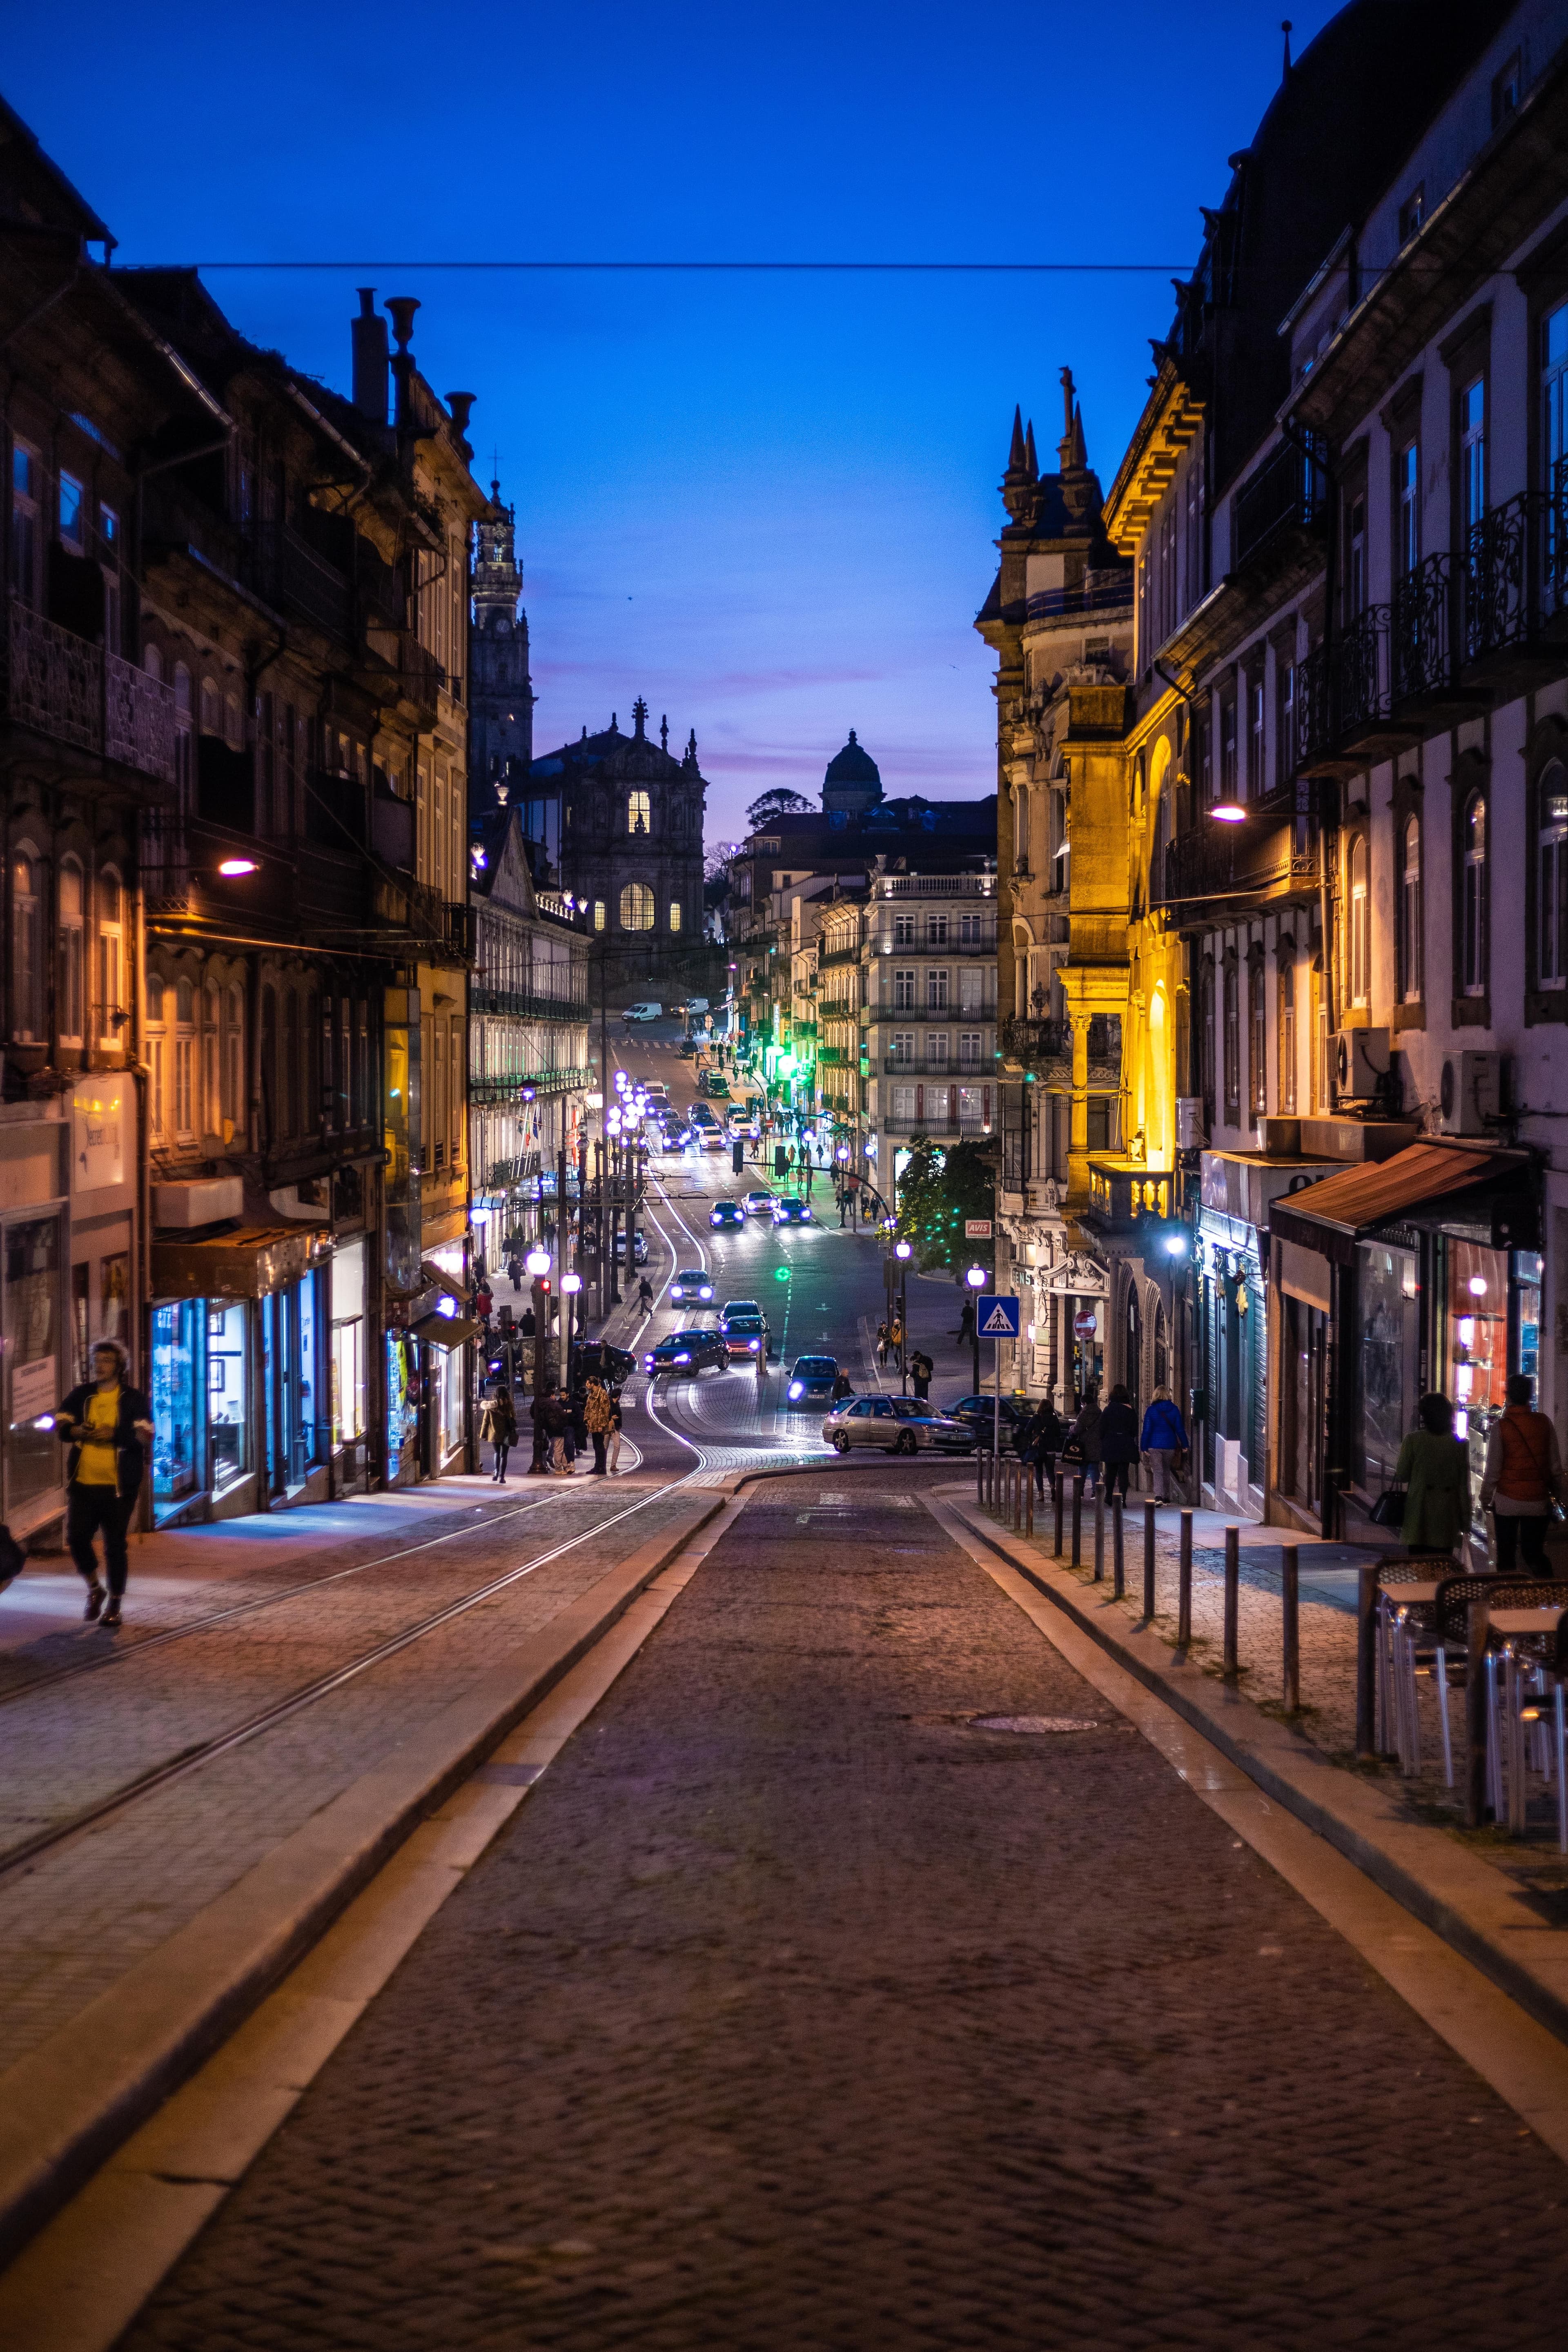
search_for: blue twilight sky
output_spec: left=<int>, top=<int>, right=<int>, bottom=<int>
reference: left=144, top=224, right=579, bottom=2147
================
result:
left=5, top=0, right=1339, bottom=845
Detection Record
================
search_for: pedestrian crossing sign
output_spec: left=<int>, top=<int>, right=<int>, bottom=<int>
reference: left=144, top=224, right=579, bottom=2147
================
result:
left=977, top=1295, right=1020, bottom=1339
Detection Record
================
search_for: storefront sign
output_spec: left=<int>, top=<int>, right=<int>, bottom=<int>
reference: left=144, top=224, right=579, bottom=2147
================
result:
left=11, top=1356, right=56, bottom=1423
left=73, top=1081, right=124, bottom=1193
left=964, top=1219, right=993, bottom=1238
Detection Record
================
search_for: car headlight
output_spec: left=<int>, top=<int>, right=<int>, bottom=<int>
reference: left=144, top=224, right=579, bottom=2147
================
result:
left=643, top=1355, right=655, bottom=1370
left=801, top=1209, right=811, bottom=1221
left=788, top=1381, right=803, bottom=1399
left=675, top=1352, right=690, bottom=1364
left=748, top=1339, right=760, bottom=1352
left=701, top=1286, right=713, bottom=1299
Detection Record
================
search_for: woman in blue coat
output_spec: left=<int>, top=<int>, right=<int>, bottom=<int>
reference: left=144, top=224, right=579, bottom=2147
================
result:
left=1139, top=1385, right=1188, bottom=1503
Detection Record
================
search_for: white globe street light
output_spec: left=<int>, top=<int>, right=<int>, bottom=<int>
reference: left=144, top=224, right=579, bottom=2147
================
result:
left=965, top=1264, right=987, bottom=1289
left=560, top=1272, right=582, bottom=1295
left=526, top=1248, right=550, bottom=1278
left=895, top=1239, right=913, bottom=1261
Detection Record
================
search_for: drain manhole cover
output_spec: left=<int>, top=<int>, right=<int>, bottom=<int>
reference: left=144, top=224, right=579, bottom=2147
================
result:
left=969, top=1715, right=1102, bottom=1735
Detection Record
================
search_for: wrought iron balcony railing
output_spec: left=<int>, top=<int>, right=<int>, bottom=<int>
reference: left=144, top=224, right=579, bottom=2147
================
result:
left=5, top=600, right=176, bottom=785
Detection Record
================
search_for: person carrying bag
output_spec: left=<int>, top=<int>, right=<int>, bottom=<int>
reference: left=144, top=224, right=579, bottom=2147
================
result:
left=1480, top=1373, right=1564, bottom=1574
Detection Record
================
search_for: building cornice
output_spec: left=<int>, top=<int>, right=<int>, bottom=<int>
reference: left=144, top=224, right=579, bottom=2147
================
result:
left=1102, top=361, right=1205, bottom=555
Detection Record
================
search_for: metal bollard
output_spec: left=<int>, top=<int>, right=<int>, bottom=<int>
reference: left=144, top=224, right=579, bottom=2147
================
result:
left=1093, top=1481, right=1106, bottom=1581
left=1466, top=1597, right=1491, bottom=1828
left=1013, top=1460, right=1024, bottom=1534
left=1143, top=1499, right=1156, bottom=1621
left=1112, top=1494, right=1125, bottom=1600
left=1071, top=1475, right=1084, bottom=1569
left=1025, top=1469, right=1034, bottom=1538
left=1223, top=1524, right=1240, bottom=1679
left=1053, top=1474, right=1064, bottom=1558
left=976, top=1447, right=984, bottom=1508
left=1178, top=1510, right=1193, bottom=1648
left=1281, top=1545, right=1300, bottom=1713
left=1355, top=1559, right=1380, bottom=1758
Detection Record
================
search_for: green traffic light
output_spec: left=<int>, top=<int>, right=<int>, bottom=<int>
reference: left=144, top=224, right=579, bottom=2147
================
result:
left=774, top=1265, right=791, bottom=1282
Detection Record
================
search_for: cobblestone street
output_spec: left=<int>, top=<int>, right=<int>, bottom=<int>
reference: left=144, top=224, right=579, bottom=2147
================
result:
left=123, top=1463, right=1568, bottom=2350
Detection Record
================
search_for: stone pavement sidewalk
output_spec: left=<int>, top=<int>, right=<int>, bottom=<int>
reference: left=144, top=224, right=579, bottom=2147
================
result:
left=119, top=1461, right=1568, bottom=2351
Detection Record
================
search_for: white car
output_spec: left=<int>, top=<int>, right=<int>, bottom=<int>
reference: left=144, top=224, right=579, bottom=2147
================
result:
left=621, top=1001, right=662, bottom=1022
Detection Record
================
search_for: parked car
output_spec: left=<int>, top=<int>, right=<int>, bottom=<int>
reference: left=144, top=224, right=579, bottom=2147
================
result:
left=944, top=1394, right=1034, bottom=1450
left=698, top=1071, right=731, bottom=1098
left=822, top=1396, right=976, bottom=1456
left=772, top=1195, right=812, bottom=1226
left=710, top=1199, right=746, bottom=1229
left=718, top=1302, right=771, bottom=1359
left=669, top=1269, right=715, bottom=1304
left=742, top=1187, right=775, bottom=1216
left=644, top=1328, right=730, bottom=1378
left=785, top=1355, right=839, bottom=1408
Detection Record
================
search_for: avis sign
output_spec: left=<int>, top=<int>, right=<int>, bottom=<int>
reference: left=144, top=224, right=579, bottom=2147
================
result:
left=964, top=1218, right=993, bottom=1239
left=976, top=1294, right=1020, bottom=1339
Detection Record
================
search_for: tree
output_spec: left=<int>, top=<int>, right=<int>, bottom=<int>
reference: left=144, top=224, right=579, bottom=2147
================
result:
left=745, top=787, right=812, bottom=830
left=893, top=1137, right=994, bottom=1278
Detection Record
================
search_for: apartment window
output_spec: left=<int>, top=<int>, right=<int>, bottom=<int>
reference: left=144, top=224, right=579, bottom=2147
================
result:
left=97, top=869, right=122, bottom=1042
left=1349, top=835, right=1370, bottom=1006
left=959, top=910, right=984, bottom=944
left=223, top=983, right=245, bottom=1135
left=926, top=968, right=949, bottom=1011
left=1543, top=303, right=1568, bottom=600
left=1345, top=494, right=1367, bottom=619
left=200, top=678, right=220, bottom=736
left=1539, top=763, right=1568, bottom=989
left=1248, top=956, right=1267, bottom=1121
left=1460, top=378, right=1487, bottom=536
left=1200, top=959, right=1216, bottom=1127
left=1220, top=697, right=1237, bottom=800
left=57, top=858, right=84, bottom=1044
left=11, top=441, right=39, bottom=606
left=10, top=847, right=41, bottom=1042
left=1492, top=50, right=1522, bottom=125
left=619, top=882, right=655, bottom=931
left=926, top=911, right=949, bottom=946
left=1274, top=656, right=1296, bottom=788
left=146, top=979, right=166, bottom=1139
left=958, top=1029, right=983, bottom=1067
left=1278, top=959, right=1297, bottom=1114
left=202, top=984, right=220, bottom=1135
left=893, top=911, right=916, bottom=944
left=627, top=791, right=650, bottom=835
left=1223, top=957, right=1240, bottom=1115
left=893, top=968, right=915, bottom=1011
left=1399, top=816, right=1424, bottom=1002
left=1461, top=788, right=1488, bottom=996
left=1195, top=710, right=1212, bottom=805
left=668, top=900, right=682, bottom=933
left=925, top=1030, right=949, bottom=1067
left=891, top=1031, right=914, bottom=1065
left=593, top=900, right=606, bottom=932
left=173, top=978, right=196, bottom=1142
left=1248, top=673, right=1265, bottom=797
left=1397, top=441, right=1421, bottom=577
left=58, top=470, right=84, bottom=549
left=1397, top=186, right=1425, bottom=247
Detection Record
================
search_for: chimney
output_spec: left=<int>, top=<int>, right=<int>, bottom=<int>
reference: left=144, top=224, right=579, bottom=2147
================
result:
left=385, top=297, right=420, bottom=432
left=351, top=287, right=389, bottom=425
left=445, top=390, right=477, bottom=456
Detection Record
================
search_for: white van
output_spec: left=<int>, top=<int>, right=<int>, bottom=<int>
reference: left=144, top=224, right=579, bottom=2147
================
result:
left=679, top=997, right=710, bottom=1016
left=621, top=1001, right=663, bottom=1022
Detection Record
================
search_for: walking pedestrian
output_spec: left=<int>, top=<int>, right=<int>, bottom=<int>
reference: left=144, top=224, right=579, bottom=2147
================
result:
left=637, top=1275, right=654, bottom=1313
left=1480, top=1372, right=1563, bottom=1573
left=1394, top=1392, right=1471, bottom=1558
left=1100, top=1383, right=1139, bottom=1501
left=1021, top=1394, right=1066, bottom=1498
left=473, top=1274, right=493, bottom=1326
left=958, top=1294, right=976, bottom=1348
left=606, top=1389, right=625, bottom=1474
left=1065, top=1387, right=1104, bottom=1494
left=1139, top=1385, right=1188, bottom=1501
left=837, top=1189, right=848, bottom=1229
left=910, top=1350, right=933, bottom=1402
left=889, top=1314, right=904, bottom=1370
left=53, top=1339, right=153, bottom=1628
left=831, top=1369, right=855, bottom=1403
left=585, top=1376, right=613, bottom=1475
left=479, top=1380, right=517, bottom=1483
left=876, top=1320, right=890, bottom=1368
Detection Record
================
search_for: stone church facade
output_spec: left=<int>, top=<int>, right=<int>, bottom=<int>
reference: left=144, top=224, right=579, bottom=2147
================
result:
left=530, top=702, right=707, bottom=987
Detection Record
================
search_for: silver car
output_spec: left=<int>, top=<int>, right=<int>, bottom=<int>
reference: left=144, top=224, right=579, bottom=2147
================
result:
left=820, top=1395, right=976, bottom=1457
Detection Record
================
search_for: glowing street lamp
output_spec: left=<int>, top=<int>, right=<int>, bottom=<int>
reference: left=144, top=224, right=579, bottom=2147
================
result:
left=217, top=856, right=260, bottom=876
left=1210, top=802, right=1247, bottom=824
left=965, top=1263, right=987, bottom=1288
left=560, top=1272, right=582, bottom=1295
left=525, top=1248, right=550, bottom=1278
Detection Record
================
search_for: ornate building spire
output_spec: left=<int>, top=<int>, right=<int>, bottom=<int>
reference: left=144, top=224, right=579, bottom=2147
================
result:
left=1001, top=404, right=1035, bottom=520
left=633, top=696, right=648, bottom=739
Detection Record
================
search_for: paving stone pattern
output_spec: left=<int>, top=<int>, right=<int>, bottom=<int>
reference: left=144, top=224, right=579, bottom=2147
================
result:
left=127, top=1462, right=1568, bottom=2351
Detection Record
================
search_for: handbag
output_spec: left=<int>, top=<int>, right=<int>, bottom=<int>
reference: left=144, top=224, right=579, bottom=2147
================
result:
left=1367, top=1485, right=1408, bottom=1529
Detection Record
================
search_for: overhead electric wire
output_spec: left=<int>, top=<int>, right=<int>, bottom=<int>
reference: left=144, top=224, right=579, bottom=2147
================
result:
left=170, top=258, right=1198, bottom=276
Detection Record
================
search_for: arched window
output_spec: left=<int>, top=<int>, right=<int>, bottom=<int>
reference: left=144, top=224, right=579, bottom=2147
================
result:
left=58, top=858, right=85, bottom=1045
left=10, top=848, right=42, bottom=1042
left=627, top=791, right=650, bottom=836
left=97, top=868, right=123, bottom=1045
left=144, top=643, right=163, bottom=684
left=260, top=987, right=278, bottom=1145
left=174, top=977, right=196, bottom=1140
left=1462, top=789, right=1487, bottom=996
left=1223, top=956, right=1240, bottom=1116
left=223, top=983, right=245, bottom=1138
left=145, top=975, right=167, bottom=1138
left=1200, top=959, right=1216, bottom=1130
left=203, top=982, right=221, bottom=1135
left=593, top=900, right=606, bottom=932
left=224, top=692, right=242, bottom=748
left=668, top=900, right=682, bottom=933
left=619, top=882, right=655, bottom=932
left=283, top=991, right=301, bottom=1136
left=1013, top=784, right=1029, bottom=866
left=1539, top=761, right=1568, bottom=989
left=1277, top=953, right=1297, bottom=1115
left=1248, top=953, right=1267, bottom=1121
left=1348, top=835, right=1370, bottom=1005
left=200, top=679, right=220, bottom=736
left=1400, top=816, right=1424, bottom=1002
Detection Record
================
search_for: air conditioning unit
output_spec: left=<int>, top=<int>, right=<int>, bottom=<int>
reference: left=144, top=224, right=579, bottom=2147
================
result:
left=1176, top=1096, right=1206, bottom=1149
left=1436, top=1049, right=1500, bottom=1136
left=1331, top=1027, right=1389, bottom=1102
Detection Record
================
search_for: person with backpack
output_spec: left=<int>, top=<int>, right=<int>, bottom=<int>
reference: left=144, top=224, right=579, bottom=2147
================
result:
left=53, top=1339, right=154, bottom=1628
left=1139, top=1385, right=1189, bottom=1502
left=910, top=1350, right=933, bottom=1402
left=1480, top=1372, right=1564, bottom=1573
left=479, top=1379, right=518, bottom=1483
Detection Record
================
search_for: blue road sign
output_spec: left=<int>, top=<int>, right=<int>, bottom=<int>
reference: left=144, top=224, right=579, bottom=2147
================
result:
left=977, top=1294, right=1020, bottom=1339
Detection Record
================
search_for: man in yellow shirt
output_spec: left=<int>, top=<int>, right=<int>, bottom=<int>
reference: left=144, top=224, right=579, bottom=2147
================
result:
left=55, top=1340, right=154, bottom=1628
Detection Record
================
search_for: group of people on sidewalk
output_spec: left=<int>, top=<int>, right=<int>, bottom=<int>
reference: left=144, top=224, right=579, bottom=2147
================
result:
left=479, top=1372, right=627, bottom=1481
left=1393, top=1376, right=1564, bottom=1568
left=1008, top=1383, right=1192, bottom=1505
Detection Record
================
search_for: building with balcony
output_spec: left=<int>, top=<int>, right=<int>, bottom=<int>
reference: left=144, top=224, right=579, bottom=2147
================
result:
left=863, top=871, right=998, bottom=1196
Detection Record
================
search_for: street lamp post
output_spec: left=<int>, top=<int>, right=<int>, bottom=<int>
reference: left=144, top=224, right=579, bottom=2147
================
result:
left=966, top=1261, right=987, bottom=1399
left=561, top=1270, right=582, bottom=1388
left=895, top=1238, right=912, bottom=1393
left=525, top=1245, right=551, bottom=1472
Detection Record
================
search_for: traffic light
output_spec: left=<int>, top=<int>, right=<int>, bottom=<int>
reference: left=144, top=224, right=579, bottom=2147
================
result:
left=732, top=1139, right=744, bottom=1174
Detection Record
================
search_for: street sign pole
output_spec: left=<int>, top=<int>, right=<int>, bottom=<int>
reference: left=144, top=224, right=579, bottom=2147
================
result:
left=976, top=1294, right=1021, bottom=1467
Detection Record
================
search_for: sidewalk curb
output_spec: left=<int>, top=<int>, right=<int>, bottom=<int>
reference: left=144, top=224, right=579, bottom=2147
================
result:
left=0, top=1490, right=725, bottom=2270
left=949, top=1496, right=1568, bottom=2050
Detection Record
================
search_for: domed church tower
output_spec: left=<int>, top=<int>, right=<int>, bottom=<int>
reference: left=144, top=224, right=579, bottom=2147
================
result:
left=822, top=729, right=884, bottom=816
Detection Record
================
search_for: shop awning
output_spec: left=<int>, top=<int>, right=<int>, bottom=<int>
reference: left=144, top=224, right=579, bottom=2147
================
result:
left=151, top=1224, right=324, bottom=1302
left=410, top=1310, right=481, bottom=1350
left=420, top=1261, right=468, bottom=1305
left=1269, top=1142, right=1532, bottom=1265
